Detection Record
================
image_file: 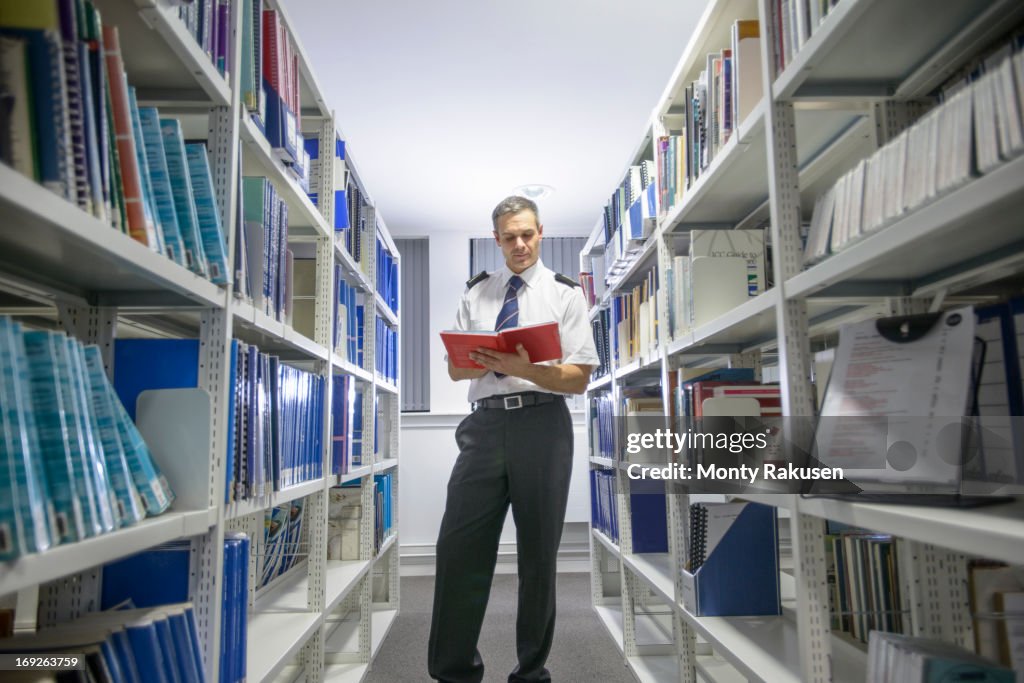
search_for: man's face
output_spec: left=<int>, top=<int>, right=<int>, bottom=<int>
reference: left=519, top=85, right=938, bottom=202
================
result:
left=494, top=210, right=543, bottom=274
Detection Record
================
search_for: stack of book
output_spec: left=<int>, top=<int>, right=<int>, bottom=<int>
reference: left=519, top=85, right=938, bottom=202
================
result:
left=770, top=0, right=842, bottom=76
left=823, top=523, right=903, bottom=642
left=111, top=337, right=324, bottom=505
left=0, top=3, right=229, bottom=283
left=304, top=132, right=349, bottom=230
left=330, top=375, right=355, bottom=476
left=343, top=181, right=375, bottom=276
left=334, top=268, right=360, bottom=363
left=177, top=0, right=232, bottom=79
left=377, top=235, right=399, bottom=315
left=602, top=160, right=658, bottom=283
left=671, top=367, right=780, bottom=419
left=373, top=472, right=393, bottom=552
left=670, top=228, right=766, bottom=336
left=258, top=499, right=305, bottom=590
left=804, top=46, right=1024, bottom=265
left=376, top=317, right=398, bottom=383
left=99, top=534, right=249, bottom=683
left=0, top=602, right=211, bottom=682
left=658, top=18, right=762, bottom=207
left=238, top=176, right=291, bottom=321
left=590, top=308, right=612, bottom=380
left=228, top=342, right=325, bottom=499
left=1, top=317, right=174, bottom=560
left=612, top=267, right=660, bottom=366
left=260, top=7, right=305, bottom=173
left=590, top=394, right=615, bottom=460
left=867, top=632, right=1015, bottom=682
left=589, top=468, right=618, bottom=542
left=351, top=388, right=366, bottom=469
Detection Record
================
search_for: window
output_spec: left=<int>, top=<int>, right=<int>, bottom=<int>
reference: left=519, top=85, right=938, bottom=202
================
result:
left=396, top=238, right=429, bottom=412
left=469, top=236, right=587, bottom=280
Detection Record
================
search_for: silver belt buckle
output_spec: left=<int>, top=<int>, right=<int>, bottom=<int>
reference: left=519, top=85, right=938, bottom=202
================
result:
left=503, top=395, right=523, bottom=410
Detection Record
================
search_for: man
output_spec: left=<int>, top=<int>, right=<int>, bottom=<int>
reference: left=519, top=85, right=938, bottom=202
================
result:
left=428, top=196, right=599, bottom=683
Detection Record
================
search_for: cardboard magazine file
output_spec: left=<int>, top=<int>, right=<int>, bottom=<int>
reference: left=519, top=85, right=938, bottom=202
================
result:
left=680, top=501, right=781, bottom=616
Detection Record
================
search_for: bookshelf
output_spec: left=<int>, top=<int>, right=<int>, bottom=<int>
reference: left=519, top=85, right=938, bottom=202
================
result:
left=0, top=2, right=400, bottom=683
left=584, top=0, right=1024, bottom=680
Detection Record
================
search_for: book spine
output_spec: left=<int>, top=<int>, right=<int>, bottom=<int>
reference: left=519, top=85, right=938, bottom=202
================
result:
left=103, top=25, right=158, bottom=249
left=185, top=143, right=229, bottom=284
left=160, top=118, right=209, bottom=278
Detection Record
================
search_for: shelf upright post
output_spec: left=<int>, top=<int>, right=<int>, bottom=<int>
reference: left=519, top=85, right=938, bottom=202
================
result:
left=297, top=114, right=337, bottom=683
left=358, top=204, right=380, bottom=663
left=759, top=0, right=833, bottom=680
left=897, top=540, right=975, bottom=648
left=191, top=3, right=244, bottom=678
left=656, top=214, right=697, bottom=682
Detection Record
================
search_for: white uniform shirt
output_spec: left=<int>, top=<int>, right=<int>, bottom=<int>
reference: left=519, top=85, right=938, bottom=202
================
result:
left=452, top=260, right=600, bottom=403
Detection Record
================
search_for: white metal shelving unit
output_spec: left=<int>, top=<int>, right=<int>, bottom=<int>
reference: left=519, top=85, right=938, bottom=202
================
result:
left=584, top=0, right=1024, bottom=680
left=0, top=1, right=400, bottom=682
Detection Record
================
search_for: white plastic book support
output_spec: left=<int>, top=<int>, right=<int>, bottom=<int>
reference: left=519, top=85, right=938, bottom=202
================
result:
left=136, top=388, right=212, bottom=514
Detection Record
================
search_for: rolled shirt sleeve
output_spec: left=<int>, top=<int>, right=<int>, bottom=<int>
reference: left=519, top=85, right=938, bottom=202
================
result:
left=559, top=287, right=600, bottom=367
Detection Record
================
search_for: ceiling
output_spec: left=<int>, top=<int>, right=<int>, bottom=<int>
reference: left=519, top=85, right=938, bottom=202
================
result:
left=286, top=0, right=709, bottom=238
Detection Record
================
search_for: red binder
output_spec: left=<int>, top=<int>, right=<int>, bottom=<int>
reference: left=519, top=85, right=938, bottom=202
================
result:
left=441, top=321, right=562, bottom=369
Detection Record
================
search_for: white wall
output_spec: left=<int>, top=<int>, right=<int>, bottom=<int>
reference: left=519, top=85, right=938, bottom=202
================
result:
left=396, top=228, right=593, bottom=571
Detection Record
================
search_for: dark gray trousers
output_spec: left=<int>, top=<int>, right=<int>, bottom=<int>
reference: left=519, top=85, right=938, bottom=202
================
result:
left=428, top=398, right=574, bottom=683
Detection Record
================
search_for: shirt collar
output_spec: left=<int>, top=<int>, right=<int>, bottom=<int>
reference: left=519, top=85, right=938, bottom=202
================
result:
left=498, top=260, right=546, bottom=289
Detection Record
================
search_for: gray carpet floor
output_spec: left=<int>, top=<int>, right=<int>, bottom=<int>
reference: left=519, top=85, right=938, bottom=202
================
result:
left=366, top=572, right=634, bottom=683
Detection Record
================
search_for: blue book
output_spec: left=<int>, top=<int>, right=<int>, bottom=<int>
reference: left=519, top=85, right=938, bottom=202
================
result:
left=113, top=338, right=200, bottom=421
left=0, top=318, right=52, bottom=558
left=109, top=627, right=143, bottom=683
left=106, top=374, right=174, bottom=516
left=74, top=38, right=104, bottom=222
left=83, top=346, right=145, bottom=528
left=21, top=330, right=92, bottom=542
left=65, top=342, right=116, bottom=532
left=262, top=77, right=296, bottom=162
left=185, top=143, right=229, bottom=284
left=241, top=177, right=273, bottom=315
left=160, top=118, right=209, bottom=278
left=0, top=25, right=72, bottom=200
left=225, top=339, right=238, bottom=503
left=167, top=609, right=203, bottom=683
left=183, top=607, right=206, bottom=683
left=124, top=617, right=171, bottom=683
left=139, top=107, right=187, bottom=266
left=101, top=540, right=190, bottom=609
left=128, top=87, right=167, bottom=258
left=154, top=616, right=184, bottom=683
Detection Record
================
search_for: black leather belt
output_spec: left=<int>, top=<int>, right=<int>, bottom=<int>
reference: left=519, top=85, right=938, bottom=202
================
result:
left=473, top=391, right=562, bottom=411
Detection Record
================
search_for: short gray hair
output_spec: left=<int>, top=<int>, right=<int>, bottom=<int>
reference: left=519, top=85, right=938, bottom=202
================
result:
left=491, top=195, right=539, bottom=231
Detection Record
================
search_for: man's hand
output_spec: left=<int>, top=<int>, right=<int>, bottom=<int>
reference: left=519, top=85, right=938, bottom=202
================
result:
left=469, top=343, right=532, bottom=378
left=448, top=356, right=488, bottom=381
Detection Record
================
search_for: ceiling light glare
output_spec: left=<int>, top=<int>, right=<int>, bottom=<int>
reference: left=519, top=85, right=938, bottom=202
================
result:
left=512, top=184, right=555, bottom=200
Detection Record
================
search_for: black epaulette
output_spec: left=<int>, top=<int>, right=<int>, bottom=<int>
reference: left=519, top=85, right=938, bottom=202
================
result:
left=466, top=271, right=489, bottom=289
left=554, top=273, right=581, bottom=288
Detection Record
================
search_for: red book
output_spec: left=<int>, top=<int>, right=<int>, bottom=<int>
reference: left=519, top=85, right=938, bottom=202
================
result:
left=262, top=10, right=284, bottom=97
left=441, top=322, right=562, bottom=369
left=102, top=25, right=156, bottom=248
